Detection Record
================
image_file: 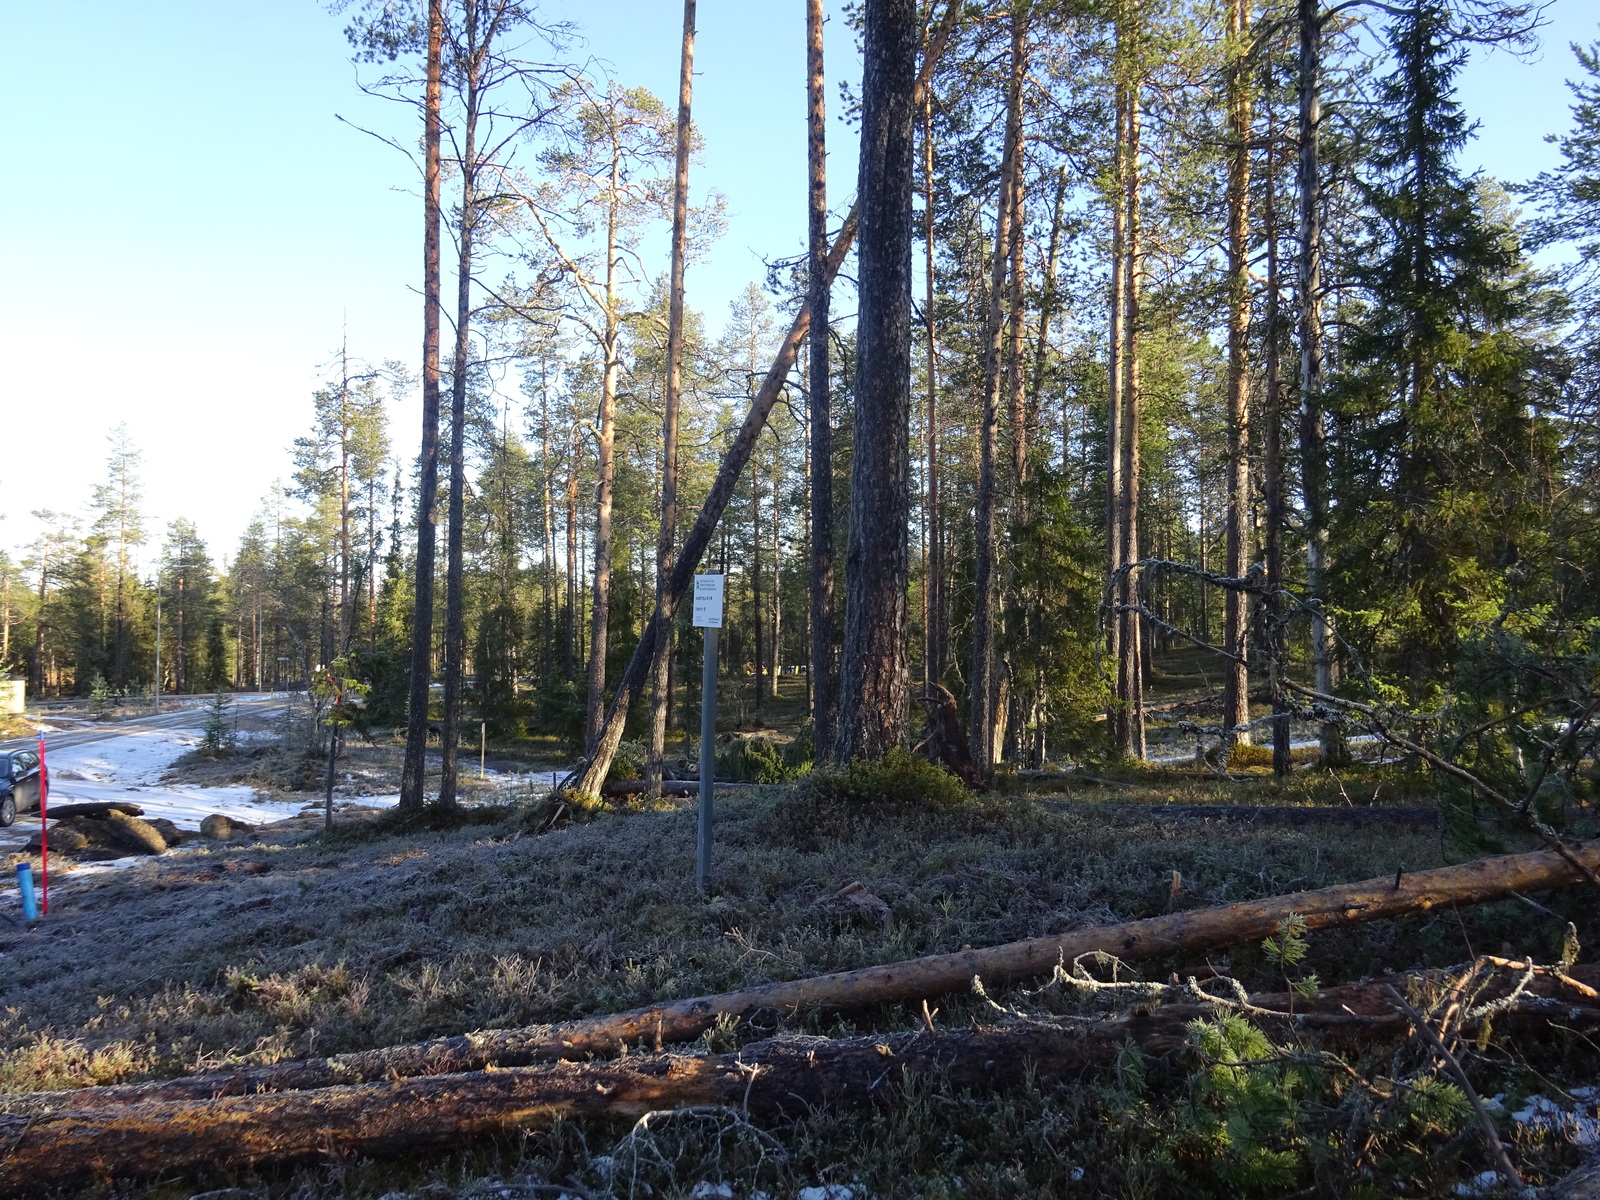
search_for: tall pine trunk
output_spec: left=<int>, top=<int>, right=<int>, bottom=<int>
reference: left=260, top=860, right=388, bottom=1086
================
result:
left=441, top=0, right=482, bottom=808
left=1116, top=85, right=1146, bottom=761
left=969, top=10, right=1023, bottom=772
left=1297, top=0, right=1346, bottom=764
left=750, top=453, right=765, bottom=712
left=569, top=4, right=956, bottom=794
left=400, top=0, right=444, bottom=812
left=1263, top=124, right=1291, bottom=776
left=1105, top=84, right=1126, bottom=744
left=806, top=0, right=836, bottom=759
left=921, top=86, right=943, bottom=689
left=770, top=464, right=783, bottom=699
left=1222, top=0, right=1253, bottom=751
left=834, top=0, right=918, bottom=763
left=646, top=0, right=696, bottom=796
left=583, top=158, right=624, bottom=752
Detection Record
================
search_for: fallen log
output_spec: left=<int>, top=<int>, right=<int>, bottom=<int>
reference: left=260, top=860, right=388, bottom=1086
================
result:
left=1036, top=798, right=1441, bottom=828
left=3, top=964, right=1596, bottom=1195
left=599, top=779, right=753, bottom=798
left=39, top=802, right=143, bottom=820
left=1545, top=1150, right=1600, bottom=1199
left=23, top=841, right=1600, bottom=1105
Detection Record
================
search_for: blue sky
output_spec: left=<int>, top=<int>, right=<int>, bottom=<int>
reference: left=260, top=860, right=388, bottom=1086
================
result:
left=0, top=0, right=1594, bottom=566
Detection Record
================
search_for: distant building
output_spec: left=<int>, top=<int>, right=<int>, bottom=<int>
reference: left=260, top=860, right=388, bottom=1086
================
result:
left=0, top=678, right=23, bottom=715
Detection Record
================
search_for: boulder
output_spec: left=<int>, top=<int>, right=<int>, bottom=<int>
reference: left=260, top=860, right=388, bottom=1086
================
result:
left=30, top=825, right=90, bottom=853
left=102, top=809, right=167, bottom=855
left=29, top=817, right=125, bottom=855
left=199, top=814, right=253, bottom=841
left=146, top=818, right=186, bottom=847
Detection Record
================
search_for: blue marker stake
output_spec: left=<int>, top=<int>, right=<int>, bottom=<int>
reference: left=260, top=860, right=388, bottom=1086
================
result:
left=16, top=862, right=38, bottom=921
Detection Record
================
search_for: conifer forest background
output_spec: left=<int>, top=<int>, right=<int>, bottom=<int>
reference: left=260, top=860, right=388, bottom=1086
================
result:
left=4, top=0, right=1600, bottom=791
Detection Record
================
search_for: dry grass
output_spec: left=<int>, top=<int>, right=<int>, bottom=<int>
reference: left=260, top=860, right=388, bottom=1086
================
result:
left=0, top=765, right=1594, bottom=1198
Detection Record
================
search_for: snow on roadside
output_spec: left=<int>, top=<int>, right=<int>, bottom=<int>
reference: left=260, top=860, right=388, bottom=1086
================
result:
left=31, top=727, right=568, bottom=838
left=43, top=729, right=305, bottom=829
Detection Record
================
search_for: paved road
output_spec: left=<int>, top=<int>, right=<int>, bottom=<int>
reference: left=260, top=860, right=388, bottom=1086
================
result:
left=2, top=695, right=287, bottom=755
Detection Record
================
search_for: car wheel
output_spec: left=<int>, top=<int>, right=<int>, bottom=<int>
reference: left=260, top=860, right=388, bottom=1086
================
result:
left=0, top=795, right=14, bottom=828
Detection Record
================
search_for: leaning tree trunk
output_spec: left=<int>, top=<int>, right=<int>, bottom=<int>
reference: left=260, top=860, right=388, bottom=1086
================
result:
left=1222, top=0, right=1253, bottom=753
left=572, top=6, right=960, bottom=795
left=571, top=220, right=858, bottom=796
left=807, top=0, right=837, bottom=759
left=646, top=0, right=697, bottom=797
left=399, top=0, right=445, bottom=812
left=833, top=0, right=920, bottom=764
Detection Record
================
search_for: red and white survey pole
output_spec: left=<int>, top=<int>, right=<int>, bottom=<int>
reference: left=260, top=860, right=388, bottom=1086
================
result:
left=36, top=732, right=49, bottom=915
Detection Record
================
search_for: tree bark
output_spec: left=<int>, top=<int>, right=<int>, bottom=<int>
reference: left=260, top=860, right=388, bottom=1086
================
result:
left=833, top=0, right=919, bottom=763
left=1297, top=0, right=1345, bottom=766
left=1007, top=34, right=1030, bottom=497
left=1116, top=85, right=1146, bottom=760
left=770, top=463, right=783, bottom=698
left=1222, top=0, right=1253, bottom=752
left=1544, top=1151, right=1600, bottom=1200
left=921, top=86, right=943, bottom=690
left=646, top=0, right=697, bottom=798
left=400, top=0, right=445, bottom=811
left=441, top=0, right=483, bottom=808
left=44, top=840, right=1599, bottom=1106
left=1105, top=84, right=1127, bottom=744
left=571, top=7, right=959, bottom=795
left=1263, top=120, right=1291, bottom=776
left=807, top=0, right=837, bottom=761
left=969, top=12, right=1024, bottom=773
left=6, top=963, right=1596, bottom=1196
left=584, top=140, right=625, bottom=753
left=750, top=451, right=765, bottom=711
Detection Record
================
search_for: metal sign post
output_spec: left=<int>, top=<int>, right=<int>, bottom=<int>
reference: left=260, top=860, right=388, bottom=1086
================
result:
left=692, top=574, right=724, bottom=892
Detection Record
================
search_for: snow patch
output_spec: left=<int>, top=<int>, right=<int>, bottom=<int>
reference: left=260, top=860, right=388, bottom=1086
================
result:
left=1453, top=1170, right=1508, bottom=1197
left=1511, top=1092, right=1600, bottom=1146
left=42, top=729, right=301, bottom=829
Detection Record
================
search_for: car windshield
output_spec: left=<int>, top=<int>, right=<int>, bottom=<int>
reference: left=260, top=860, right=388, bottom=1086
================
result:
left=10, top=752, right=36, bottom=776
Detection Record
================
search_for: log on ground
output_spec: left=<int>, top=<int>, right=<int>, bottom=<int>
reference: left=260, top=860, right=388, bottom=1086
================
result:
left=3, top=963, right=1597, bottom=1196
left=1035, top=798, right=1440, bottom=828
left=22, top=842, right=1600, bottom=1106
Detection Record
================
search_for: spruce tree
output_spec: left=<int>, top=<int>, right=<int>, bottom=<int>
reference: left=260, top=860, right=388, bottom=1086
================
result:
left=1329, top=0, right=1556, bottom=684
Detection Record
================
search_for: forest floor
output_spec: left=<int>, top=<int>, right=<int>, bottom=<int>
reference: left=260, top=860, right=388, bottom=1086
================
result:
left=0, top=664, right=1596, bottom=1198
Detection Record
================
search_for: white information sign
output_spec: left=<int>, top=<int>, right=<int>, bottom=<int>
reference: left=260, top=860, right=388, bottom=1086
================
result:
left=692, top=574, right=725, bottom=628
